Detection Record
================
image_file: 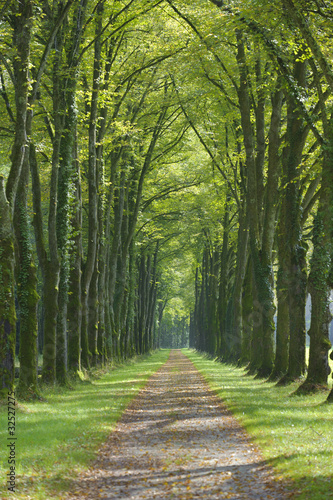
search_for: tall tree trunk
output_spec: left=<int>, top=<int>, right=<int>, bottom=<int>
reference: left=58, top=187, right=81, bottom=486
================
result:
left=301, top=116, right=333, bottom=393
left=279, top=58, right=309, bottom=384
left=30, top=140, right=61, bottom=385
left=0, top=178, right=16, bottom=397
left=67, top=147, right=82, bottom=374
left=229, top=208, right=248, bottom=363
left=271, top=200, right=289, bottom=381
left=81, top=2, right=103, bottom=368
left=55, top=86, right=76, bottom=383
left=207, top=249, right=219, bottom=357
left=88, top=257, right=99, bottom=366
left=137, top=253, right=147, bottom=355
left=124, top=239, right=136, bottom=358
left=240, top=258, right=252, bottom=366
left=146, top=243, right=159, bottom=353
left=54, top=0, right=88, bottom=381
left=217, top=200, right=230, bottom=359
left=236, top=32, right=264, bottom=371
left=1, top=0, right=33, bottom=397
left=255, top=83, right=283, bottom=377
left=14, top=149, right=39, bottom=396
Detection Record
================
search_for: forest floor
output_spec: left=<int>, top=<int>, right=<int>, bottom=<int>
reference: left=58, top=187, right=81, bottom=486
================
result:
left=65, top=350, right=294, bottom=499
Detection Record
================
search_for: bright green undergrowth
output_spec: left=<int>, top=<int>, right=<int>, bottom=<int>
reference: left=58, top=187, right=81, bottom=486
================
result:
left=0, top=349, right=170, bottom=500
left=183, top=349, right=333, bottom=500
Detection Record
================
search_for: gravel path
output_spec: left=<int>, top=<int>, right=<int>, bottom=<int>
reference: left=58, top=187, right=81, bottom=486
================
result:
left=66, top=350, right=293, bottom=499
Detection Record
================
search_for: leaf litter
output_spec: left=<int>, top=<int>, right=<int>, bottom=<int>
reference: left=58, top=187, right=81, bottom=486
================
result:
left=64, top=350, right=294, bottom=499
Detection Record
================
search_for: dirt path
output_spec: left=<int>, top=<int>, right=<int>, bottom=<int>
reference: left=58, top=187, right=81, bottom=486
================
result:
left=65, top=350, right=293, bottom=499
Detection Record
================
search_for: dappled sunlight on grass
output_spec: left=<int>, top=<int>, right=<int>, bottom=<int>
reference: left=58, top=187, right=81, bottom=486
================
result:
left=183, top=349, right=333, bottom=500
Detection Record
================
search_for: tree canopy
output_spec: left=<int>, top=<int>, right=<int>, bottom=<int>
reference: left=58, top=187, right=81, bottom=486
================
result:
left=0, top=0, right=333, bottom=402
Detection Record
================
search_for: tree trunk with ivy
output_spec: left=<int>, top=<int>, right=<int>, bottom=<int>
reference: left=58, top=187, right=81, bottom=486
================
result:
left=1, top=1, right=36, bottom=397
left=30, top=139, right=61, bottom=386
left=0, top=178, right=16, bottom=397
left=14, top=150, right=39, bottom=397
left=304, top=207, right=332, bottom=390
left=53, top=92, right=76, bottom=383
left=279, top=58, right=309, bottom=384
left=236, top=33, right=267, bottom=373
left=255, top=83, right=283, bottom=377
left=54, top=0, right=88, bottom=381
left=81, top=3, right=102, bottom=369
left=300, top=117, right=333, bottom=393
left=67, top=158, right=82, bottom=374
left=5, top=0, right=32, bottom=211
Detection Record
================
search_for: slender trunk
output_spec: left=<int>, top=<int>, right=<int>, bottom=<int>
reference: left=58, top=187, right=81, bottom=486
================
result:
left=88, top=257, right=99, bottom=366
left=217, top=203, right=229, bottom=359
left=271, top=201, right=290, bottom=381
left=143, top=254, right=151, bottom=353
left=97, top=252, right=106, bottom=365
left=193, top=268, right=200, bottom=349
left=100, top=165, right=116, bottom=363
left=113, top=183, right=130, bottom=359
left=240, top=258, right=252, bottom=366
left=198, top=250, right=208, bottom=353
left=230, top=211, right=248, bottom=363
left=147, top=243, right=159, bottom=353
left=137, top=254, right=147, bottom=354
left=108, top=169, right=126, bottom=342
left=67, top=148, right=82, bottom=374
left=55, top=85, right=76, bottom=383
left=254, top=46, right=266, bottom=232
left=206, top=249, right=218, bottom=357
left=124, top=239, right=136, bottom=358
left=81, top=3, right=103, bottom=368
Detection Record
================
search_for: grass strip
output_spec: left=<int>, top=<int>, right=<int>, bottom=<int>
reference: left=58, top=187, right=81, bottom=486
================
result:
left=183, top=348, right=333, bottom=500
left=0, top=349, right=170, bottom=500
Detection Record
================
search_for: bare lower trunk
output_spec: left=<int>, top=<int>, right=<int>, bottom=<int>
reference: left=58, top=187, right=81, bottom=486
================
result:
left=230, top=211, right=248, bottom=363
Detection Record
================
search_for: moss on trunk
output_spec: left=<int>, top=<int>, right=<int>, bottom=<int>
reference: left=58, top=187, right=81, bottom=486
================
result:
left=0, top=178, right=16, bottom=398
left=14, top=152, right=39, bottom=398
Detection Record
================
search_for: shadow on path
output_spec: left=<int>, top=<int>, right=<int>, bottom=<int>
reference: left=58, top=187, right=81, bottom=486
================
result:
left=65, top=350, right=294, bottom=499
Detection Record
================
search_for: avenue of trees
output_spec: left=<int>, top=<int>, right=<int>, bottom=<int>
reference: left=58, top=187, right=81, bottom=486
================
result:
left=0, top=0, right=333, bottom=403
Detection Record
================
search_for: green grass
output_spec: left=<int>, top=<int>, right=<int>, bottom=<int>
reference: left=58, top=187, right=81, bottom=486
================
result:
left=0, top=349, right=170, bottom=500
left=183, top=348, right=333, bottom=500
